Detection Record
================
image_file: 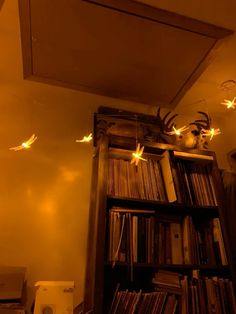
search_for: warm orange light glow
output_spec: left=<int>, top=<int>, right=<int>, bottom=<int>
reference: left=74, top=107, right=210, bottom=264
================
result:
left=60, top=167, right=80, bottom=182
left=10, top=134, right=37, bottom=151
left=202, top=128, right=221, bottom=140
left=167, top=125, right=189, bottom=136
left=221, top=97, right=236, bottom=109
left=76, top=133, right=92, bottom=143
left=130, top=143, right=147, bottom=166
left=41, top=199, right=56, bottom=215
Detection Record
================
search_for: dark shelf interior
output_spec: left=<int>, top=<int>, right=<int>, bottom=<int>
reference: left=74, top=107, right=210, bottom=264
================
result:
left=104, top=261, right=230, bottom=275
left=107, top=195, right=219, bottom=218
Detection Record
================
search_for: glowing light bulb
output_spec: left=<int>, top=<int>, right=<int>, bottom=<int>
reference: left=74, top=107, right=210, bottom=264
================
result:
left=76, top=133, right=93, bottom=143
left=130, top=143, right=147, bottom=166
left=201, top=128, right=221, bottom=141
left=167, top=125, right=189, bottom=136
left=221, top=97, right=236, bottom=109
left=10, top=134, right=37, bottom=151
left=22, top=142, right=30, bottom=149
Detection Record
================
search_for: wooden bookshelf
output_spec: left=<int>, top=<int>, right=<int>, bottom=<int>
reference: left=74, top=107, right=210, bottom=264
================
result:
left=84, top=107, right=236, bottom=314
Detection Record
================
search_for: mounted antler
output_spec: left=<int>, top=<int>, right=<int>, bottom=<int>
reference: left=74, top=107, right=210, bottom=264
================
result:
left=156, top=107, right=178, bottom=134
left=189, top=111, right=214, bottom=149
left=189, top=111, right=211, bottom=131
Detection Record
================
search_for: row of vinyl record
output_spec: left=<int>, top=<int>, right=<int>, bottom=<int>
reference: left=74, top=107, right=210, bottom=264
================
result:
left=108, top=156, right=167, bottom=202
left=152, top=270, right=236, bottom=314
left=109, top=289, right=177, bottom=314
left=152, top=269, right=236, bottom=314
left=108, top=209, right=227, bottom=266
left=107, top=151, right=217, bottom=206
left=180, top=273, right=236, bottom=314
left=109, top=272, right=236, bottom=314
left=172, top=159, right=217, bottom=206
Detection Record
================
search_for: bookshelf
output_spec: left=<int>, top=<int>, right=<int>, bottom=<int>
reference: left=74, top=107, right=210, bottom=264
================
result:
left=84, top=107, right=236, bottom=314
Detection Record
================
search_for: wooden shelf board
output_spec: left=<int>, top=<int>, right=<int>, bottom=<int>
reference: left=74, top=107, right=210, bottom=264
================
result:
left=105, top=261, right=229, bottom=270
left=107, top=195, right=219, bottom=217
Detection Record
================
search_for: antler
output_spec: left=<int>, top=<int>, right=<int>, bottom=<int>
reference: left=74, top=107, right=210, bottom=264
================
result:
left=189, top=111, right=211, bottom=131
left=156, top=107, right=178, bottom=134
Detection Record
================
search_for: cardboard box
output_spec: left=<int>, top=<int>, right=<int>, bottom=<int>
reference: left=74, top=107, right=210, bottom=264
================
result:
left=0, top=266, right=26, bottom=314
left=34, top=281, right=74, bottom=314
left=0, top=310, right=25, bottom=314
left=0, top=267, right=26, bottom=302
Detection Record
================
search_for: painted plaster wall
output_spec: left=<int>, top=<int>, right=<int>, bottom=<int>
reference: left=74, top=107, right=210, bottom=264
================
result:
left=0, top=0, right=153, bottom=309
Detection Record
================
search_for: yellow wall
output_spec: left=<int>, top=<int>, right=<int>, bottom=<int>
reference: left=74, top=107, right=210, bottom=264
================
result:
left=211, top=114, right=236, bottom=170
left=0, top=0, right=154, bottom=309
left=0, top=94, right=152, bottom=309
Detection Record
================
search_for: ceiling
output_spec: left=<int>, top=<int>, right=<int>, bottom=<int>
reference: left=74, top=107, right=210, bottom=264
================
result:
left=18, top=0, right=233, bottom=109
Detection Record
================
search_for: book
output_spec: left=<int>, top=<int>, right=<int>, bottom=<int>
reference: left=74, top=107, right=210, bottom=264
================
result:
left=109, top=290, right=177, bottom=314
left=212, top=218, right=228, bottom=265
left=152, top=270, right=181, bottom=295
left=183, top=216, right=192, bottom=264
left=132, top=216, right=138, bottom=263
left=160, top=151, right=177, bottom=202
left=170, top=222, right=183, bottom=264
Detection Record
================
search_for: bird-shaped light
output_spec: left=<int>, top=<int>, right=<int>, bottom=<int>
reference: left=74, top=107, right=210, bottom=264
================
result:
left=130, top=143, right=147, bottom=166
left=10, top=134, right=37, bottom=151
left=221, top=97, right=236, bottom=109
left=76, top=133, right=93, bottom=143
left=201, top=128, right=221, bottom=141
left=167, top=125, right=189, bottom=136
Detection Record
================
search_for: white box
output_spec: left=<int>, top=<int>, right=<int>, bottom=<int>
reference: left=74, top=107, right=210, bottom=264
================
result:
left=34, top=281, right=74, bottom=314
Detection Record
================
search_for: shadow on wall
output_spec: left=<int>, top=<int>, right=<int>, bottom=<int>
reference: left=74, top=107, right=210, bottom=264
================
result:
left=0, top=0, right=4, bottom=10
left=223, top=149, right=236, bottom=280
left=227, top=148, right=236, bottom=171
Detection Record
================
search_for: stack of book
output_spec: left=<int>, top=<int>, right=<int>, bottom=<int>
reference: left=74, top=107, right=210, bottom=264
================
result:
left=183, top=216, right=228, bottom=265
left=108, top=157, right=167, bottom=201
left=180, top=270, right=236, bottom=314
left=108, top=150, right=219, bottom=207
left=172, top=159, right=217, bottom=206
left=152, top=270, right=181, bottom=295
left=108, top=208, right=227, bottom=266
left=109, top=270, right=236, bottom=313
left=109, top=285, right=178, bottom=314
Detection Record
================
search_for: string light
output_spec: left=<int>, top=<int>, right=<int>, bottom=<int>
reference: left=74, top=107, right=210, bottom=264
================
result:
left=9, top=134, right=37, bottom=151
left=130, top=143, right=147, bottom=166
left=221, top=97, right=236, bottom=109
left=7, top=110, right=223, bottom=155
left=167, top=125, right=189, bottom=136
left=201, top=128, right=221, bottom=141
left=76, top=133, right=93, bottom=143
